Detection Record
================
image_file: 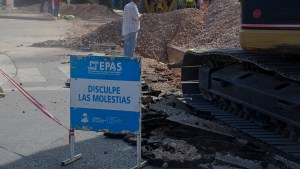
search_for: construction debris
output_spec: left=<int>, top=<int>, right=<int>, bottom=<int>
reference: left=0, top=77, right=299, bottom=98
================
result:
left=214, top=153, right=263, bottom=169
left=144, top=138, right=204, bottom=167
left=27, top=0, right=300, bottom=168
left=273, top=155, right=300, bottom=169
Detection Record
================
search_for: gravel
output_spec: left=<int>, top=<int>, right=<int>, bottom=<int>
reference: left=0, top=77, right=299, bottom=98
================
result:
left=32, top=0, right=240, bottom=63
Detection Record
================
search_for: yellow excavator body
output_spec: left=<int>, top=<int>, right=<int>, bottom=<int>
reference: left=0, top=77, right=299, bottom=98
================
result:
left=142, top=0, right=200, bottom=13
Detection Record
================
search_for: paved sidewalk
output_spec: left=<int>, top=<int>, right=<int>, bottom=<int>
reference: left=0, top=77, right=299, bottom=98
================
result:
left=0, top=54, right=16, bottom=86
left=0, top=13, right=57, bottom=21
left=0, top=86, right=4, bottom=97
left=0, top=54, right=16, bottom=98
left=113, top=9, right=124, bottom=16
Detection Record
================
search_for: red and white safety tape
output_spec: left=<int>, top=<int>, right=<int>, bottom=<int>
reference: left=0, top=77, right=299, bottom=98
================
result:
left=0, top=68, right=69, bottom=130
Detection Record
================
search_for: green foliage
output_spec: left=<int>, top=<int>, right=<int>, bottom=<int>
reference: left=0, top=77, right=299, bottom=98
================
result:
left=0, top=7, right=13, bottom=15
left=61, top=14, right=75, bottom=20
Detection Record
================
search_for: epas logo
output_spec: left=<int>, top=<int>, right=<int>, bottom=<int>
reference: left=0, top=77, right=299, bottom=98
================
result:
left=88, top=61, right=122, bottom=75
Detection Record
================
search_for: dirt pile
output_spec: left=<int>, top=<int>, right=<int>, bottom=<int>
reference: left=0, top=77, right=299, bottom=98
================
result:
left=137, top=9, right=204, bottom=61
left=32, top=8, right=204, bottom=61
left=33, top=0, right=240, bottom=62
left=78, top=18, right=123, bottom=49
left=60, top=3, right=119, bottom=19
left=14, top=4, right=40, bottom=14
left=71, top=0, right=239, bottom=61
left=183, top=0, right=241, bottom=50
left=79, top=8, right=204, bottom=61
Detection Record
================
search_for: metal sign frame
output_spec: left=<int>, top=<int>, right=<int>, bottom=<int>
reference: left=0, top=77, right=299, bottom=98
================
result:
left=70, top=55, right=141, bottom=133
left=68, top=55, right=142, bottom=167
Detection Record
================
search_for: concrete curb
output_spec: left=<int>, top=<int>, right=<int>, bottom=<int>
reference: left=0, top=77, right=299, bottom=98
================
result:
left=113, top=9, right=124, bottom=16
left=0, top=14, right=57, bottom=21
left=0, top=86, right=5, bottom=98
left=0, top=54, right=17, bottom=96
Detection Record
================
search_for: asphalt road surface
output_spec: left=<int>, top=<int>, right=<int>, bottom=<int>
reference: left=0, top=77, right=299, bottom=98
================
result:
left=0, top=14, right=161, bottom=169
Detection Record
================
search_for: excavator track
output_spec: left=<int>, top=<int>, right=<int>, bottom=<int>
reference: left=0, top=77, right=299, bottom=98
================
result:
left=185, top=95, right=300, bottom=159
left=181, top=49, right=300, bottom=159
left=182, top=49, right=300, bottom=82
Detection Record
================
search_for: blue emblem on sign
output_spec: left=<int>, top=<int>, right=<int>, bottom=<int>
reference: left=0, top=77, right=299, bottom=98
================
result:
left=70, top=55, right=141, bottom=133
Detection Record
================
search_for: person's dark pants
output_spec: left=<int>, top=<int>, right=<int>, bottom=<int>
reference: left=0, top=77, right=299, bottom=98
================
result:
left=48, top=1, right=53, bottom=15
left=40, top=0, right=45, bottom=13
left=111, top=0, right=115, bottom=8
left=54, top=4, right=60, bottom=17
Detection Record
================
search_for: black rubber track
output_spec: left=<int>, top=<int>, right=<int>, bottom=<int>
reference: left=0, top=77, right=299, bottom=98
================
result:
left=181, top=49, right=300, bottom=159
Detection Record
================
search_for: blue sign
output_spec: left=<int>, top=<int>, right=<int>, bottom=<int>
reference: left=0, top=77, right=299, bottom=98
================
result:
left=70, top=55, right=141, bottom=133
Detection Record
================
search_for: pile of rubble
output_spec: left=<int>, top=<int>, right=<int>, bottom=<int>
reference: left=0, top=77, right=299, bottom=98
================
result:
left=33, top=0, right=240, bottom=62
left=80, top=0, right=240, bottom=61
left=60, top=3, right=119, bottom=19
left=107, top=90, right=300, bottom=168
left=137, top=9, right=204, bottom=61
left=35, top=8, right=204, bottom=62
left=175, top=0, right=241, bottom=50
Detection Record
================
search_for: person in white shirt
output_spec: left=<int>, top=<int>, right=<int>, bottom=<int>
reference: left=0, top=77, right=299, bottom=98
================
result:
left=122, top=0, right=141, bottom=57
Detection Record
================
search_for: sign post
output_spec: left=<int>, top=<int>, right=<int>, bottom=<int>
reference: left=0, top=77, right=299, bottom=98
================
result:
left=68, top=55, right=142, bottom=167
left=61, top=129, right=83, bottom=166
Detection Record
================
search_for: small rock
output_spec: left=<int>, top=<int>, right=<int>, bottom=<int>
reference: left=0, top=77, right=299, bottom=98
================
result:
left=215, top=152, right=263, bottom=169
left=236, top=139, right=248, bottom=145
left=274, top=155, right=300, bottom=169
left=162, top=162, right=168, bottom=168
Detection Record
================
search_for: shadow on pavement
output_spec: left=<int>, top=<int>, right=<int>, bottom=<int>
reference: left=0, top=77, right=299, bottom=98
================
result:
left=0, top=135, right=138, bottom=169
left=0, top=13, right=56, bottom=21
